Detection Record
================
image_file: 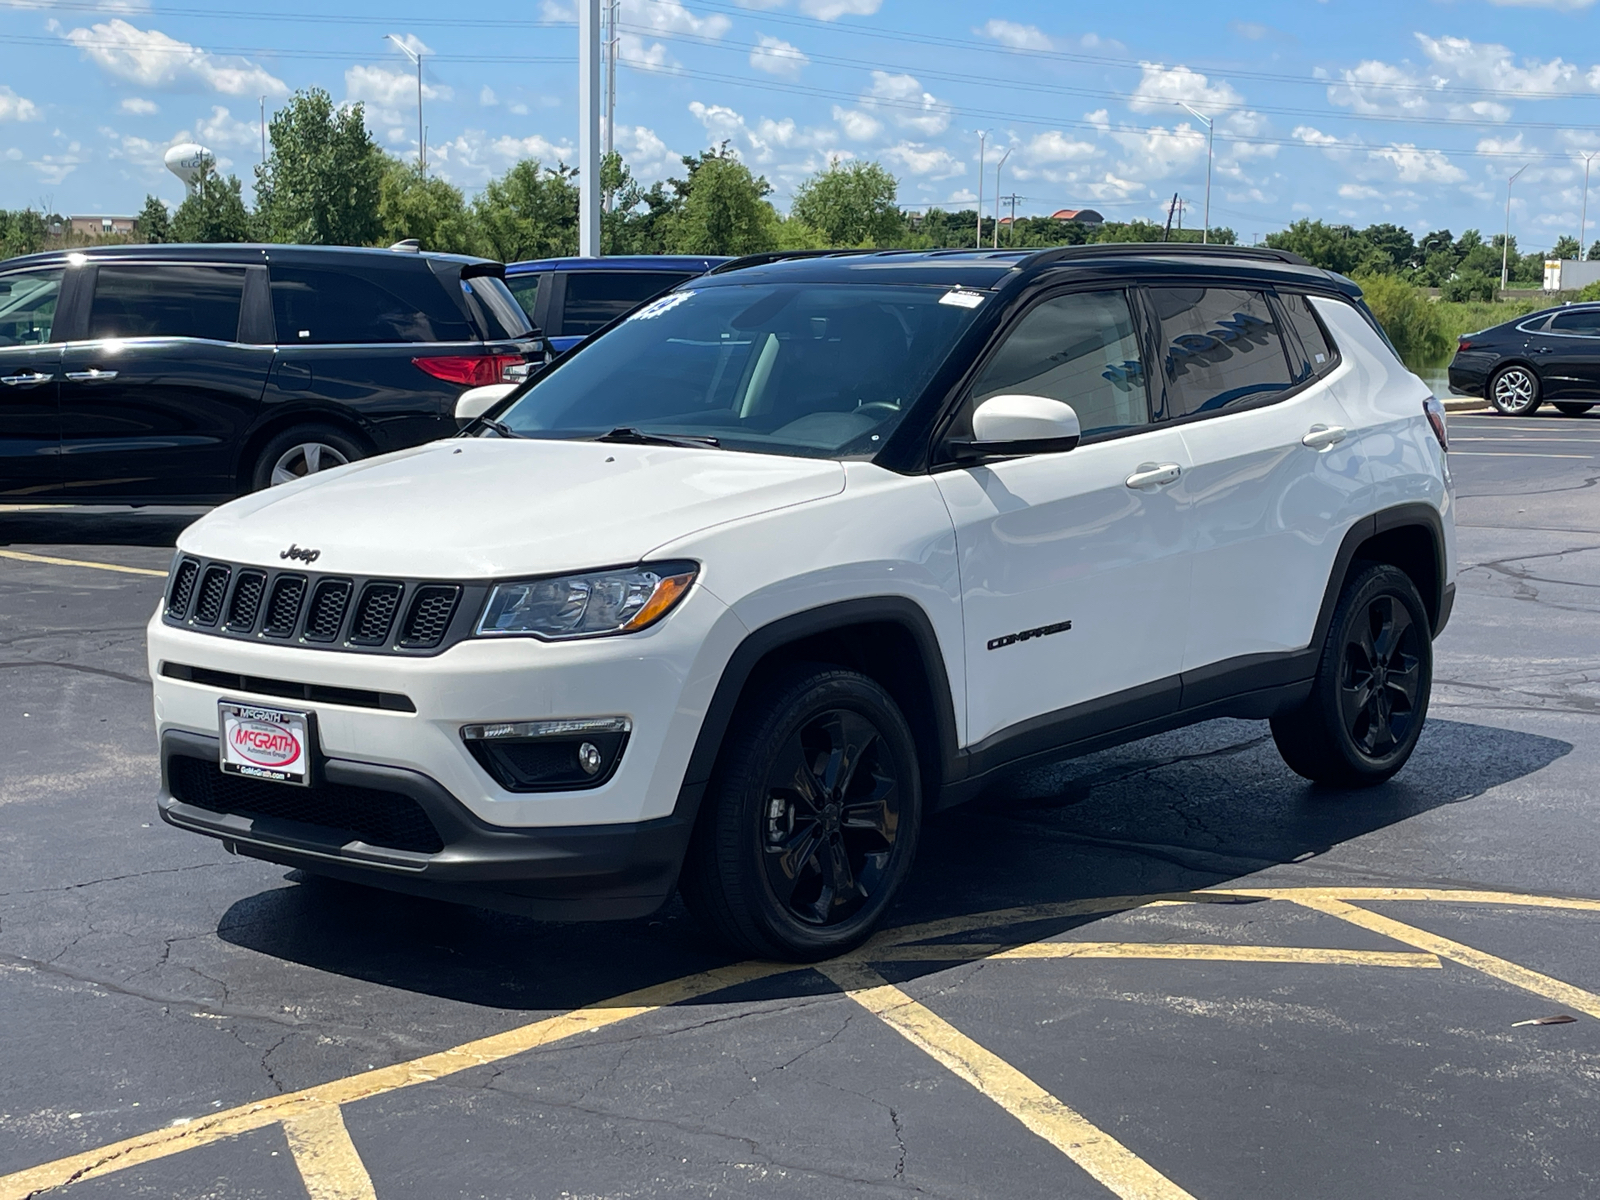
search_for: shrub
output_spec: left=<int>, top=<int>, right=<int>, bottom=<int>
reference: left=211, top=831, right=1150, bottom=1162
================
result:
left=1578, top=281, right=1600, bottom=302
left=1352, top=272, right=1450, bottom=366
left=1440, top=272, right=1498, bottom=303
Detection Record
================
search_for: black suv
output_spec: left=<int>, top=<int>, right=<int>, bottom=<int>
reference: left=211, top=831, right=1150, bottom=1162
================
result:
left=0, top=243, right=540, bottom=503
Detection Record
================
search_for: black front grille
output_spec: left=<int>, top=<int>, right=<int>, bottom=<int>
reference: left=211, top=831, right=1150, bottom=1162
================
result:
left=169, top=755, right=444, bottom=854
left=350, top=583, right=403, bottom=646
left=263, top=575, right=307, bottom=637
left=304, top=580, right=353, bottom=642
left=167, top=559, right=199, bottom=618
left=192, top=565, right=231, bottom=626
left=400, top=585, right=461, bottom=649
left=225, top=571, right=266, bottom=631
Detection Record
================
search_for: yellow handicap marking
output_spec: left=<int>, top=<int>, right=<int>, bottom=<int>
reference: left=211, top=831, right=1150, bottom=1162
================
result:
left=0, top=549, right=166, bottom=578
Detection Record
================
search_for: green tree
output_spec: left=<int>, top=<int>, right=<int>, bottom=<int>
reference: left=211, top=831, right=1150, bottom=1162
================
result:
left=1353, top=272, right=1449, bottom=366
left=1265, top=219, right=1365, bottom=274
left=378, top=160, right=480, bottom=254
left=472, top=160, right=579, bottom=262
left=255, top=88, right=384, bottom=245
left=1550, top=235, right=1581, bottom=261
left=172, top=170, right=254, bottom=243
left=0, top=209, right=50, bottom=258
left=1358, top=223, right=1415, bottom=273
left=661, top=146, right=779, bottom=255
left=137, top=195, right=172, bottom=244
left=789, top=158, right=904, bottom=247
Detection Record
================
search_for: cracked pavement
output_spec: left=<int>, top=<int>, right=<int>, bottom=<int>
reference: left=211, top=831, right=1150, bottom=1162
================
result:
left=4, top=422, right=1600, bottom=1199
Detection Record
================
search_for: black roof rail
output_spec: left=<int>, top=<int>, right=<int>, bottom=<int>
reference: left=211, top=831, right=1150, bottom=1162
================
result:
left=1019, top=243, right=1311, bottom=271
left=706, top=248, right=879, bottom=276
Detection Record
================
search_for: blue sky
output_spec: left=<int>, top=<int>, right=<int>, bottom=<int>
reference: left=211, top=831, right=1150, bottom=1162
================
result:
left=4, top=0, right=1600, bottom=248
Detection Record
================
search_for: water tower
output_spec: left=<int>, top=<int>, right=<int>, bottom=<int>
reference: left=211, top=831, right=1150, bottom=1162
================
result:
left=163, top=143, right=214, bottom=196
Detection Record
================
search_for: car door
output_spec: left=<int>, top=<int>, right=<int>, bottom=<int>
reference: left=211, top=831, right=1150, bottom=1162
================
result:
left=1151, top=285, right=1366, bottom=688
left=550, top=271, right=698, bottom=352
left=59, top=262, right=273, bottom=501
left=934, top=287, right=1193, bottom=749
left=0, top=265, right=68, bottom=499
left=1530, top=308, right=1600, bottom=397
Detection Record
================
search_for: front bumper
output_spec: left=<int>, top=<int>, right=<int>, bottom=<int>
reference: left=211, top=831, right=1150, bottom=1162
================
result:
left=159, top=730, right=693, bottom=919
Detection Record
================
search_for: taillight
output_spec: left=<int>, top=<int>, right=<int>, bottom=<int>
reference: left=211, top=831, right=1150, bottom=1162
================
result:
left=1457, top=338, right=1472, bottom=351
left=412, top=354, right=525, bottom=386
left=1423, top=395, right=1448, bottom=452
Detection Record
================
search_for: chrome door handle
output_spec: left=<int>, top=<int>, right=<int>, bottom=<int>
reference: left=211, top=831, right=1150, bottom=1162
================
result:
left=1125, top=462, right=1182, bottom=489
left=1302, top=424, right=1347, bottom=450
left=64, top=369, right=118, bottom=382
left=0, top=371, right=52, bottom=387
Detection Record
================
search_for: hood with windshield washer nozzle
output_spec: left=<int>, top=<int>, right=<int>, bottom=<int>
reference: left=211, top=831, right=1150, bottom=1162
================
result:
left=179, top=438, right=846, bottom=578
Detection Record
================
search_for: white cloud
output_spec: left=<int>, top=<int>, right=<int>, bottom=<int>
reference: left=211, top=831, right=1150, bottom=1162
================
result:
left=479, top=85, right=497, bottom=107
left=1024, top=130, right=1099, bottom=164
left=1416, top=33, right=1581, bottom=95
left=831, top=105, right=881, bottom=141
left=345, top=64, right=452, bottom=111
left=490, top=131, right=574, bottom=164
left=1129, top=63, right=1242, bottom=114
left=385, top=32, right=431, bottom=57
left=978, top=19, right=1052, bottom=51
left=1329, top=35, right=1587, bottom=124
left=881, top=141, right=963, bottom=178
left=749, top=34, right=807, bottom=78
left=797, top=0, right=878, bottom=19
left=863, top=71, right=951, bottom=135
left=62, top=18, right=287, bottom=96
left=181, top=104, right=258, bottom=149
left=0, top=86, right=41, bottom=122
left=118, top=96, right=157, bottom=115
left=1338, top=183, right=1384, bottom=199
left=1371, top=143, right=1467, bottom=183
left=614, top=123, right=677, bottom=181
left=1484, top=0, right=1593, bottom=8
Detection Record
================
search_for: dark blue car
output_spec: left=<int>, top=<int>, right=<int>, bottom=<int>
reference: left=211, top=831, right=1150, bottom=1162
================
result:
left=504, top=256, right=728, bottom=353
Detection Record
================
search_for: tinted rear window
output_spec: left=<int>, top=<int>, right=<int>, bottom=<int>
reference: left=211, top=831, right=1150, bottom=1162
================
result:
left=504, top=274, right=540, bottom=320
left=269, top=265, right=473, bottom=344
left=89, top=264, right=245, bottom=342
left=1280, top=293, right=1336, bottom=378
left=1550, top=308, right=1600, bottom=334
left=1149, top=286, right=1294, bottom=418
left=561, top=271, right=696, bottom=337
left=464, top=275, right=534, bottom=339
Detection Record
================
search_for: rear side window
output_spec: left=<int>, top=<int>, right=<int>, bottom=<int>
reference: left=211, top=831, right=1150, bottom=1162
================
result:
left=463, top=275, right=534, bottom=339
left=562, top=271, right=695, bottom=337
left=961, top=289, right=1149, bottom=438
left=1280, top=293, right=1336, bottom=378
left=88, top=264, right=245, bottom=342
left=1550, top=308, right=1600, bottom=334
left=269, top=266, right=473, bottom=344
left=1148, top=287, right=1294, bottom=419
left=0, top=268, right=64, bottom=345
left=505, top=274, right=541, bottom=320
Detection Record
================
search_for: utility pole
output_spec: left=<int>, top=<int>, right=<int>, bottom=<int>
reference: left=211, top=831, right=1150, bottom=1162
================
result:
left=1502, top=164, right=1528, bottom=291
left=1162, top=192, right=1178, bottom=242
left=1005, top=193, right=1019, bottom=246
left=385, top=35, right=425, bottom=175
left=1180, top=102, right=1213, bottom=244
left=1581, top=152, right=1598, bottom=262
left=974, top=131, right=988, bottom=249
left=578, top=0, right=601, bottom=257
left=992, top=146, right=1011, bottom=249
left=259, top=96, right=266, bottom=169
left=602, top=0, right=618, bottom=209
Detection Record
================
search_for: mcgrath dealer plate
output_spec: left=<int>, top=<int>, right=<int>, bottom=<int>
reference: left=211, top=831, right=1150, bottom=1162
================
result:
left=219, top=701, right=311, bottom=785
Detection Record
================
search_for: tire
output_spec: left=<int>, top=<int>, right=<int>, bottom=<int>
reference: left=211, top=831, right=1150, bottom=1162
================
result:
left=679, top=664, right=922, bottom=961
left=1489, top=364, right=1541, bottom=415
left=1270, top=564, right=1432, bottom=787
left=1555, top=403, right=1594, bottom=417
left=250, top=425, right=365, bottom=491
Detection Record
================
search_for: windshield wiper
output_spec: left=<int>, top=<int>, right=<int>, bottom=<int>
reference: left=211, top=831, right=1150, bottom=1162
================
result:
left=595, top=426, right=721, bottom=449
left=475, top=417, right=524, bottom=439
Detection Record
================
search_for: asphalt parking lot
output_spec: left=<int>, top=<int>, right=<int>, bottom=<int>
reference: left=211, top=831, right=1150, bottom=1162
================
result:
left=4, top=408, right=1600, bottom=1199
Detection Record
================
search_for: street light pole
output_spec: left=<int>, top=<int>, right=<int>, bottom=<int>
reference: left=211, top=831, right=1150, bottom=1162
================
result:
left=1581, top=152, right=1598, bottom=263
left=385, top=35, right=425, bottom=175
left=975, top=131, right=988, bottom=249
left=578, top=0, right=601, bottom=257
left=993, top=146, right=1011, bottom=250
left=1502, top=164, right=1528, bottom=291
left=1180, top=102, right=1213, bottom=244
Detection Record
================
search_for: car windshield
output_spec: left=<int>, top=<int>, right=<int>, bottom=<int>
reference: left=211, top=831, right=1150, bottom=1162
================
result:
left=492, top=282, right=987, bottom=458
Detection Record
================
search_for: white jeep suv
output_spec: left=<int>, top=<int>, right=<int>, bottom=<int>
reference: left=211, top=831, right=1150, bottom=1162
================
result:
left=149, top=246, right=1456, bottom=961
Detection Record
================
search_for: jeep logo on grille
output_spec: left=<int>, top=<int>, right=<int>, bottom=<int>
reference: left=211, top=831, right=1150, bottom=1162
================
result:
left=280, top=544, right=321, bottom=564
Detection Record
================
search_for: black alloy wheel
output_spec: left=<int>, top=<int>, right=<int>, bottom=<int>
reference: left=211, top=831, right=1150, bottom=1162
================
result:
left=1555, top=403, right=1594, bottom=417
left=680, top=665, right=921, bottom=960
left=1271, top=564, right=1432, bottom=786
left=1489, top=364, right=1541, bottom=415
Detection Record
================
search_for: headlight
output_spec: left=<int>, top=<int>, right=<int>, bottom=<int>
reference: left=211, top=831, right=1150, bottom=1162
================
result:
left=475, top=561, right=697, bottom=639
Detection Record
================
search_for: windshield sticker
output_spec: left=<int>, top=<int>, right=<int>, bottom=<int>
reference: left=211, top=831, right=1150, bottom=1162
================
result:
left=939, top=288, right=985, bottom=309
left=630, top=291, right=695, bottom=321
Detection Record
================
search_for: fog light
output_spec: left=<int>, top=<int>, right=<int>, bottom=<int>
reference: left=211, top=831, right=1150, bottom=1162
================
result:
left=460, top=717, right=630, bottom=792
left=578, top=741, right=603, bottom=775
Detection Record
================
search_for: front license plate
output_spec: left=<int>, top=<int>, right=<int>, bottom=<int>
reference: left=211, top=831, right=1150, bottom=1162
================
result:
left=219, top=701, right=311, bottom=786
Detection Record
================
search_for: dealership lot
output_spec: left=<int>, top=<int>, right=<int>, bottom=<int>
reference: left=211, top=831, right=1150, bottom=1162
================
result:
left=4, top=409, right=1600, bottom=1199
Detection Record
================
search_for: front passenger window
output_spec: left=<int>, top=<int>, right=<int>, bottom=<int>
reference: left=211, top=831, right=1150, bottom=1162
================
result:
left=961, top=290, right=1149, bottom=438
left=1149, top=287, right=1294, bottom=418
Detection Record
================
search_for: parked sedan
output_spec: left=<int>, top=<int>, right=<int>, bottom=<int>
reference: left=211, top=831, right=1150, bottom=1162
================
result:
left=1449, top=302, right=1600, bottom=416
left=504, top=256, right=727, bottom=353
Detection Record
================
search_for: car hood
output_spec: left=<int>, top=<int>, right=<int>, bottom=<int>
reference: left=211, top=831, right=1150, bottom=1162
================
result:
left=180, top=438, right=846, bottom=578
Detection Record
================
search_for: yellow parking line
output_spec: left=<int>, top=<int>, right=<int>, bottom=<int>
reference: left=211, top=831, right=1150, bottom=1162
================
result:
left=875, top=941, right=1441, bottom=968
left=0, top=959, right=789, bottom=1198
left=281, top=1106, right=377, bottom=1200
left=1222, top=886, right=1600, bottom=913
left=0, top=548, right=166, bottom=577
left=1293, top=896, right=1600, bottom=1019
left=821, top=960, right=1197, bottom=1200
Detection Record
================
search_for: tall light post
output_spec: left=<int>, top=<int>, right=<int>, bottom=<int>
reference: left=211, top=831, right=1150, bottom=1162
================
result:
left=1179, top=102, right=1213, bottom=244
left=1581, top=151, right=1598, bottom=263
left=577, top=0, right=601, bottom=257
left=993, top=145, right=1012, bottom=249
left=385, top=35, right=425, bottom=175
left=974, top=130, right=989, bottom=249
left=602, top=0, right=619, bottom=211
left=1502, top=163, right=1528, bottom=291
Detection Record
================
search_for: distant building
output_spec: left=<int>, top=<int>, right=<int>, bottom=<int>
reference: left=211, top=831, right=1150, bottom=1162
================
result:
left=70, top=215, right=138, bottom=237
left=1050, top=208, right=1104, bottom=227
